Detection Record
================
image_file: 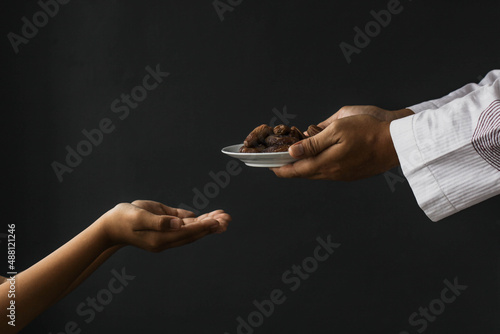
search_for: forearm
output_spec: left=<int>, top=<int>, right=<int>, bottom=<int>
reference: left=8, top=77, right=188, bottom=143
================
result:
left=53, top=244, right=123, bottom=305
left=0, top=201, right=230, bottom=333
left=0, top=219, right=113, bottom=333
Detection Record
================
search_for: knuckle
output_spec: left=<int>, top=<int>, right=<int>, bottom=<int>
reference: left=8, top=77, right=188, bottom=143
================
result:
left=157, top=217, right=168, bottom=230
left=131, top=200, right=151, bottom=210
left=338, top=105, right=352, bottom=118
left=127, top=209, right=143, bottom=223
left=113, top=203, right=132, bottom=217
left=338, top=105, right=349, bottom=112
left=114, top=202, right=129, bottom=210
left=329, top=120, right=339, bottom=132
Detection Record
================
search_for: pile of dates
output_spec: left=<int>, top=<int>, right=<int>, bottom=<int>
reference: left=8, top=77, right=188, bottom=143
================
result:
left=239, top=124, right=323, bottom=153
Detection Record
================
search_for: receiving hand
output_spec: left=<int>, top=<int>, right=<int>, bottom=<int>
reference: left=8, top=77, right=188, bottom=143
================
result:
left=271, top=113, right=402, bottom=181
left=98, top=200, right=231, bottom=252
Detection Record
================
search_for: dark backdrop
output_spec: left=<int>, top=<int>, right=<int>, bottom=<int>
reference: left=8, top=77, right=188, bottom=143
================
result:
left=3, top=1, right=500, bottom=333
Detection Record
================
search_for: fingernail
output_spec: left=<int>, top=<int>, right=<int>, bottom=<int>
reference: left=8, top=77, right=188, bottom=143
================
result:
left=291, top=142, right=304, bottom=158
left=170, top=218, right=181, bottom=229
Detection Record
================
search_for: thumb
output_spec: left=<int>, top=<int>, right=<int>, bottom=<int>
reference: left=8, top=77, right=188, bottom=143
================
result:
left=289, top=126, right=337, bottom=159
left=136, top=210, right=184, bottom=231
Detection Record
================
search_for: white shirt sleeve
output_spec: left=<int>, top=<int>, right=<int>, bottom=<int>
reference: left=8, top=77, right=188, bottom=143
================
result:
left=408, top=70, right=500, bottom=113
left=390, top=71, right=500, bottom=222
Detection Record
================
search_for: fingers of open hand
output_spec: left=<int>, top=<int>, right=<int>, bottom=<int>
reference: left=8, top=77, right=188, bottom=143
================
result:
left=138, top=218, right=222, bottom=252
left=151, top=216, right=231, bottom=250
left=109, top=203, right=231, bottom=252
left=190, top=209, right=224, bottom=222
left=131, top=200, right=196, bottom=218
left=209, top=211, right=231, bottom=233
left=132, top=211, right=182, bottom=232
left=171, top=218, right=221, bottom=239
left=184, top=210, right=231, bottom=233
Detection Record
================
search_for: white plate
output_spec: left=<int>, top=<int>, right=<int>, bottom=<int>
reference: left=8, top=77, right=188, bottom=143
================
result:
left=221, top=144, right=298, bottom=167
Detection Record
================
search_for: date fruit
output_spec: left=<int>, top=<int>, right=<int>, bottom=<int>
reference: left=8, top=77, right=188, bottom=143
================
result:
left=239, top=123, right=321, bottom=153
left=290, top=126, right=306, bottom=140
left=244, top=124, right=273, bottom=148
left=265, top=135, right=298, bottom=146
left=307, top=125, right=323, bottom=137
left=273, top=124, right=291, bottom=136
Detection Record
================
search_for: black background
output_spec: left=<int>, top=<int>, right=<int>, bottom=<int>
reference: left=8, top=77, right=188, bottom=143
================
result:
left=3, top=0, right=500, bottom=333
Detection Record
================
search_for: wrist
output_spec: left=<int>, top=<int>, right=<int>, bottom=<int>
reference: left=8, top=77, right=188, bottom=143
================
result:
left=392, top=108, right=414, bottom=119
left=381, top=121, right=400, bottom=170
left=91, top=216, right=118, bottom=250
